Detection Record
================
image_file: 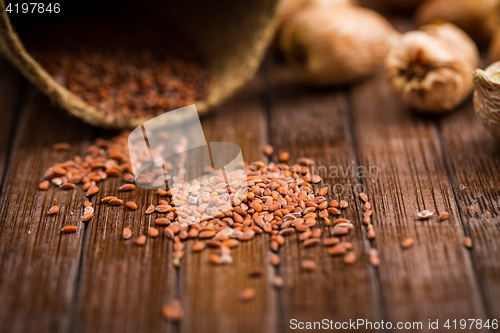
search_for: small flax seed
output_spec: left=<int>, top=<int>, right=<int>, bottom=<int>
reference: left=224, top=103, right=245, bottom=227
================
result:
left=248, top=267, right=264, bottom=278
left=401, top=237, right=414, bottom=249
left=329, top=200, right=339, bottom=208
left=62, top=226, right=77, bottom=233
left=61, top=183, right=76, bottom=190
left=102, top=196, right=117, bottom=203
left=52, top=143, right=71, bottom=151
left=317, top=186, right=328, bottom=196
left=323, top=237, right=340, bottom=247
left=86, top=185, right=99, bottom=197
left=359, top=193, right=368, bottom=202
left=157, top=189, right=168, bottom=196
left=209, top=253, right=221, bottom=265
left=263, top=145, right=274, bottom=156
left=363, top=202, right=371, bottom=211
left=126, top=201, right=138, bottom=210
left=145, top=204, right=155, bottom=214
left=48, top=205, right=60, bottom=215
left=417, top=209, right=433, bottom=220
left=367, top=229, right=376, bottom=240
left=149, top=227, right=159, bottom=238
left=136, top=235, right=147, bottom=246
left=109, top=198, right=124, bottom=206
left=240, top=288, right=256, bottom=302
left=123, top=227, right=132, bottom=240
left=301, top=259, right=316, bottom=272
left=464, top=237, right=473, bottom=249
left=278, top=152, right=290, bottom=162
left=155, top=218, right=170, bottom=226
left=344, top=251, right=356, bottom=265
left=82, top=212, right=93, bottom=222
left=303, top=238, right=320, bottom=248
left=328, top=244, right=347, bottom=256
left=271, top=254, right=281, bottom=266
left=339, top=200, right=348, bottom=209
left=273, top=276, right=284, bottom=289
left=192, top=241, right=206, bottom=252
left=438, top=211, right=449, bottom=221
left=119, top=184, right=136, bottom=192
left=84, top=201, right=92, bottom=208
left=369, top=253, right=380, bottom=266
left=39, top=180, right=50, bottom=191
left=162, top=300, right=184, bottom=322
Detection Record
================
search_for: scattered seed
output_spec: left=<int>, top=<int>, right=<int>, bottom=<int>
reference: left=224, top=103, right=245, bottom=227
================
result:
left=39, top=180, right=50, bottom=190
left=162, top=300, right=184, bottom=322
left=136, top=235, right=147, bottom=246
left=48, top=205, right=60, bottom=215
left=145, top=204, right=155, bottom=214
left=119, top=184, right=136, bottom=192
left=263, top=145, right=273, bottom=155
left=303, top=238, right=320, bottom=247
left=328, top=244, right=348, bottom=256
left=271, top=254, right=281, bottom=266
left=102, top=196, right=117, bottom=203
left=464, top=237, right=473, bottom=249
left=109, top=198, right=124, bottom=206
left=344, top=251, right=356, bottom=264
left=149, top=227, right=159, bottom=238
left=279, top=152, right=290, bottom=162
left=273, top=276, right=284, bottom=289
left=323, top=237, right=340, bottom=247
left=82, top=212, right=93, bottom=222
left=52, top=143, right=71, bottom=151
left=192, top=241, right=206, bottom=252
left=438, top=211, right=449, bottom=221
left=417, top=209, right=433, bottom=219
left=86, top=185, right=99, bottom=197
left=339, top=200, right=348, bottom=209
left=369, top=253, right=380, bottom=266
left=126, top=201, right=138, bottom=210
left=329, top=200, right=339, bottom=208
left=240, top=288, right=256, bottom=302
left=301, top=260, right=316, bottom=272
left=318, top=186, right=328, bottom=196
left=367, top=229, right=376, bottom=240
left=123, top=227, right=132, bottom=240
left=401, top=237, right=414, bottom=249
left=62, top=226, right=77, bottom=233
left=359, top=193, right=368, bottom=202
left=248, top=267, right=264, bottom=277
left=61, top=183, right=76, bottom=190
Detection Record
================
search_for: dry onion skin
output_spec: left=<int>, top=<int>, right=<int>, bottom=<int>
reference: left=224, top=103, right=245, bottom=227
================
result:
left=385, top=22, right=478, bottom=113
left=472, top=61, right=500, bottom=139
left=415, top=0, right=500, bottom=46
left=280, top=5, right=398, bottom=85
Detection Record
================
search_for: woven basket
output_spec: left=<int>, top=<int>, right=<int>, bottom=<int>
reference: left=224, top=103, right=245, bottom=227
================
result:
left=0, top=0, right=278, bottom=129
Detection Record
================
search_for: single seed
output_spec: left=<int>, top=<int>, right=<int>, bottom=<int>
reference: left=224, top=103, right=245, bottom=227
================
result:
left=367, top=229, right=376, bottom=240
left=149, top=227, right=159, bottom=238
left=61, top=183, right=76, bottom=190
left=240, top=288, right=256, bottom=302
left=39, top=180, right=50, bottom=190
left=323, top=237, right=340, bottom=247
left=301, top=259, right=316, bottom=272
left=303, top=238, right=320, bottom=247
left=248, top=267, right=264, bottom=277
left=82, top=212, right=93, bottom=222
left=273, top=276, right=284, bottom=289
left=328, top=244, right=347, bottom=256
left=222, top=239, right=239, bottom=248
left=271, top=254, right=280, bottom=266
left=279, top=152, right=290, bottom=162
left=369, top=254, right=380, bottom=266
left=344, top=251, right=356, bottom=264
left=157, top=189, right=168, bottom=196
left=363, top=202, right=371, bottom=211
left=86, top=185, right=99, bottom=197
left=52, top=143, right=71, bottom=151
left=61, top=226, right=77, bottom=233
left=145, top=204, right=155, bottom=214
left=84, top=201, right=92, bottom=207
left=162, top=300, right=184, bottom=322
left=119, top=184, right=136, bottom=191
left=359, top=193, right=368, bottom=202
left=123, top=227, right=132, bottom=240
left=155, top=218, right=170, bottom=226
left=339, top=200, right=348, bottom=209
left=438, top=211, right=449, bottom=221
left=209, top=253, right=221, bottom=265
left=401, top=237, right=414, bottom=249
left=263, top=145, right=273, bottom=155
left=136, top=235, right=147, bottom=246
left=192, top=241, right=206, bottom=252
left=48, top=205, right=60, bottom=215
left=417, top=210, right=433, bottom=219
left=329, top=200, right=339, bottom=208
left=318, top=186, right=328, bottom=196
left=199, top=230, right=216, bottom=239
left=109, top=198, right=123, bottom=206
left=464, top=237, right=473, bottom=249
left=126, top=201, right=138, bottom=210
left=206, top=240, right=222, bottom=248
left=102, top=196, right=117, bottom=203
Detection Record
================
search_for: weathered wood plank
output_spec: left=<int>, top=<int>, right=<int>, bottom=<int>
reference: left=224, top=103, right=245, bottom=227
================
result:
left=0, top=89, right=98, bottom=333
left=350, top=70, right=487, bottom=330
left=0, top=58, right=23, bottom=186
left=266, top=59, right=381, bottom=332
left=180, top=72, right=276, bottom=333
left=439, top=102, right=500, bottom=320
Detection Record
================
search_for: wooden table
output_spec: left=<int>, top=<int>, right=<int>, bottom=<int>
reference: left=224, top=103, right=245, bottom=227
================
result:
left=0, top=52, right=499, bottom=333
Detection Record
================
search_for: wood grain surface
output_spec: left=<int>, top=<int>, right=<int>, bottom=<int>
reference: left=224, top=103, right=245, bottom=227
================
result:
left=0, top=51, right=499, bottom=333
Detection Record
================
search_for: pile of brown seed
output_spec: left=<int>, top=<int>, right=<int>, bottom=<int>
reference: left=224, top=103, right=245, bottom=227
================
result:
left=21, top=17, right=213, bottom=118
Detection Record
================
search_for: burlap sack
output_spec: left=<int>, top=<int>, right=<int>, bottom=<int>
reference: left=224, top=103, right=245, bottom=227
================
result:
left=0, top=0, right=278, bottom=128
